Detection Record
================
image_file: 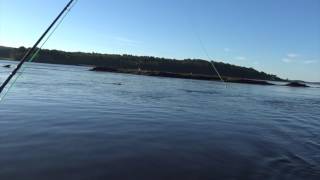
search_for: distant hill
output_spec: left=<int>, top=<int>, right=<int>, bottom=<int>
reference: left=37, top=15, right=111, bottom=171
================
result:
left=0, top=46, right=282, bottom=81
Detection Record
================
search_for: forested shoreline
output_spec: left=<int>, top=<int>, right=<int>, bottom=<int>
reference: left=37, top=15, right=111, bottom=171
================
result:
left=0, top=46, right=282, bottom=81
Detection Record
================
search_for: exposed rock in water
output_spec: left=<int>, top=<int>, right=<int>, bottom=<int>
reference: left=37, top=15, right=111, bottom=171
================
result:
left=112, top=82, right=123, bottom=86
left=90, top=67, right=118, bottom=72
left=226, top=78, right=274, bottom=85
left=91, top=66, right=276, bottom=86
left=286, top=81, right=309, bottom=87
left=2, top=65, right=11, bottom=68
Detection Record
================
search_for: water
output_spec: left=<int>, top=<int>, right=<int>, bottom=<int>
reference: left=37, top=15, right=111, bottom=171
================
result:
left=0, top=60, right=319, bottom=180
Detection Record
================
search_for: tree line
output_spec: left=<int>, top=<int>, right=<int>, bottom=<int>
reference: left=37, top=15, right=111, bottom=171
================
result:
left=0, top=46, right=282, bottom=81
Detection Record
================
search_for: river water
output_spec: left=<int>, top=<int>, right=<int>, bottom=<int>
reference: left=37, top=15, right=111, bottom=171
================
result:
left=0, top=60, right=319, bottom=180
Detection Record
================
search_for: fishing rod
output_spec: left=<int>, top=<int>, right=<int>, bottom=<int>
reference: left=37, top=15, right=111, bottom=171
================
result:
left=0, top=0, right=76, bottom=95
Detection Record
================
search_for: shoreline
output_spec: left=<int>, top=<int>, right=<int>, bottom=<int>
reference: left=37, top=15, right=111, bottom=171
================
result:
left=90, top=67, right=311, bottom=88
left=0, top=59, right=312, bottom=87
left=91, top=67, right=275, bottom=86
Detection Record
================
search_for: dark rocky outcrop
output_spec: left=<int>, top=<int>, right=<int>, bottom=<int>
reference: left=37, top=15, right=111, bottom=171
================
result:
left=90, top=66, right=118, bottom=72
left=285, top=81, right=309, bottom=87
left=227, top=78, right=274, bottom=85
left=2, top=65, right=11, bottom=68
left=91, top=67, right=275, bottom=86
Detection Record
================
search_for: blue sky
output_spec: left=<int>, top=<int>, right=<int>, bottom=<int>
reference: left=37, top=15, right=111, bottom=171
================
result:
left=0, top=0, right=319, bottom=81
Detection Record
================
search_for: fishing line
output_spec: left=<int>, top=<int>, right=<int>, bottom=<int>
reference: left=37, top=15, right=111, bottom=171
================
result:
left=0, top=0, right=78, bottom=102
left=183, top=5, right=227, bottom=86
left=191, top=22, right=226, bottom=85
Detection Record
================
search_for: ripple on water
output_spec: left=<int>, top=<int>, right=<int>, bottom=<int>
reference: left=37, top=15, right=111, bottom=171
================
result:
left=0, top=60, right=320, bottom=180
left=180, top=88, right=221, bottom=95
left=263, top=151, right=320, bottom=179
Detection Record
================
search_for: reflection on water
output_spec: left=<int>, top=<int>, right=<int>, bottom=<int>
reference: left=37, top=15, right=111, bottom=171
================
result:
left=0, top=60, right=319, bottom=180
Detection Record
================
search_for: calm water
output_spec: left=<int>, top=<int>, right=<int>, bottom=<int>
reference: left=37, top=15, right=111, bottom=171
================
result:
left=0, top=60, right=319, bottom=180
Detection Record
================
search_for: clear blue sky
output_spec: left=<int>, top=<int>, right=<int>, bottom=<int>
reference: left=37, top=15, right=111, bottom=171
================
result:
left=1, top=0, right=319, bottom=81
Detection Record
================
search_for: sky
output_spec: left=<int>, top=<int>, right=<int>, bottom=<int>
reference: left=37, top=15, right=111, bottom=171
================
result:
left=0, top=0, right=319, bottom=82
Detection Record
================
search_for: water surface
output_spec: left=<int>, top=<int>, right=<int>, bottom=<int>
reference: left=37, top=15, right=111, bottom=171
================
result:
left=0, top=60, right=319, bottom=180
